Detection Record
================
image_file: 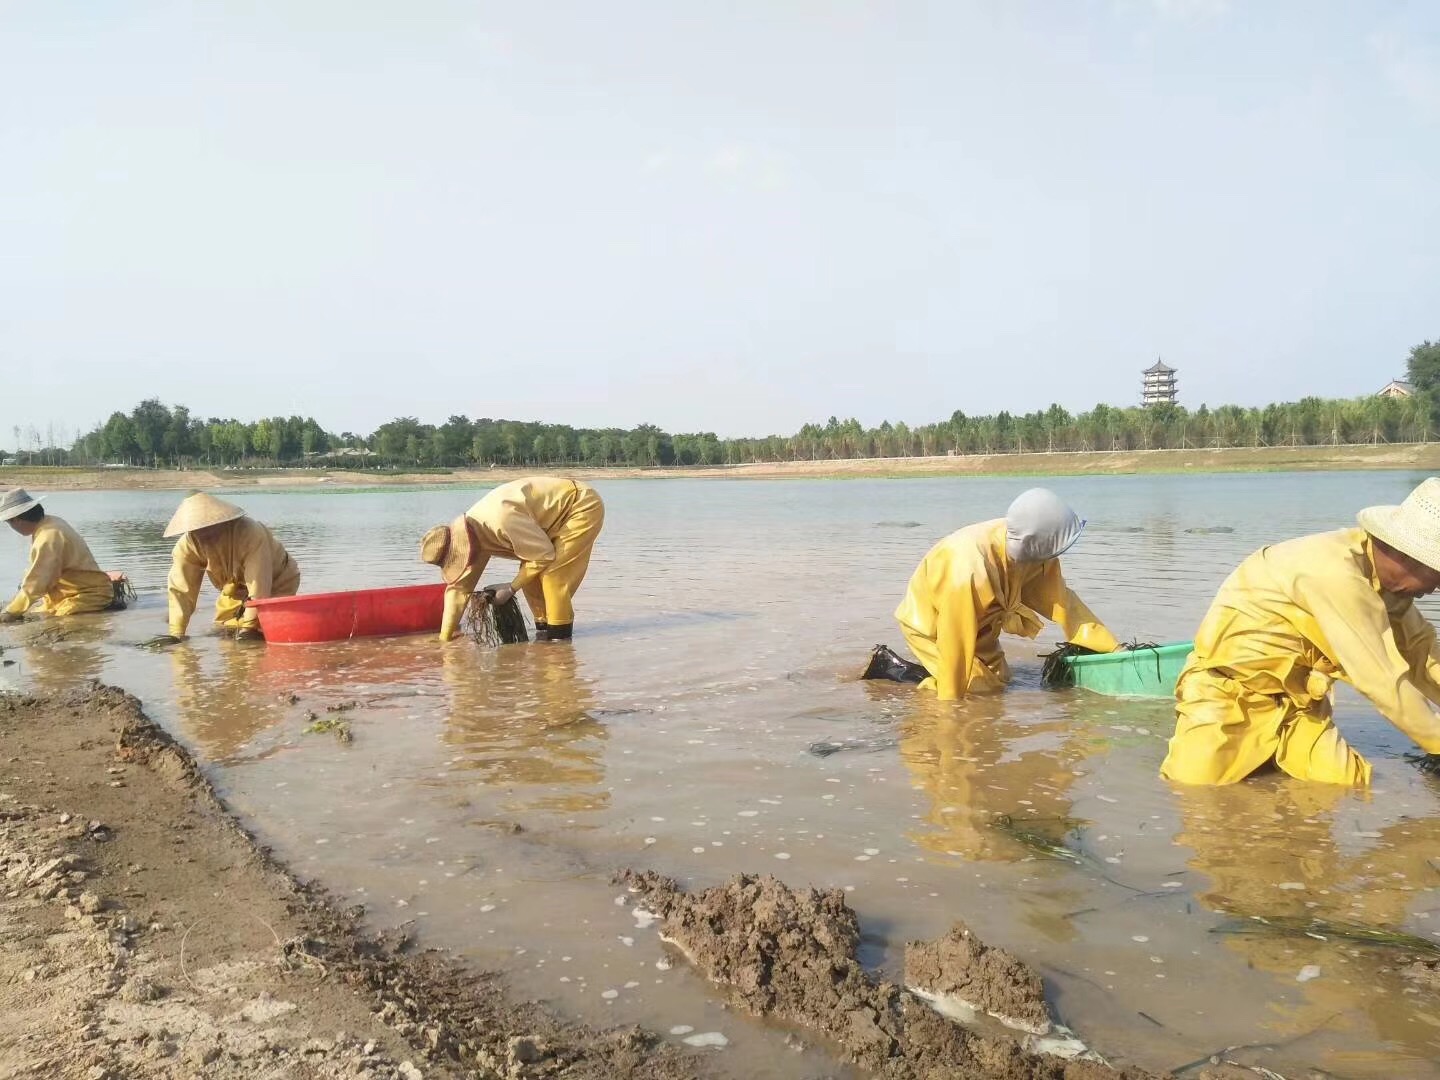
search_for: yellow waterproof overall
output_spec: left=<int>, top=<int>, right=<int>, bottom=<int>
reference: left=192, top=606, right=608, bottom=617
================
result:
left=894, top=519, right=1118, bottom=700
left=440, top=478, right=605, bottom=641
left=1162, top=528, right=1440, bottom=787
left=166, top=517, right=301, bottom=637
left=5, top=516, right=114, bottom=617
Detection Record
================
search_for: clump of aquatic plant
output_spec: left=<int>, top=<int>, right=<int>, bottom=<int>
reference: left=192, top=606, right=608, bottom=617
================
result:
left=987, top=813, right=1089, bottom=863
left=1040, top=643, right=1100, bottom=687
left=1211, top=914, right=1440, bottom=956
left=1404, top=751, right=1440, bottom=776
left=1040, top=638, right=1163, bottom=688
left=304, top=716, right=352, bottom=744
left=464, top=591, right=529, bottom=647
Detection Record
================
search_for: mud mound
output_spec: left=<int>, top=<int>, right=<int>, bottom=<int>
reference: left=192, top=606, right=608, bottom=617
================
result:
left=904, top=923, right=1051, bottom=1035
left=619, top=870, right=1157, bottom=1080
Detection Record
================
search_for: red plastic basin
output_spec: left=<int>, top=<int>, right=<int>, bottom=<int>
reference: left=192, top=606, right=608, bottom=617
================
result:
left=247, top=583, right=447, bottom=644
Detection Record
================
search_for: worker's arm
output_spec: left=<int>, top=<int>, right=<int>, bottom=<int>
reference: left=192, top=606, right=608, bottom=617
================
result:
left=438, top=557, right=488, bottom=642
left=236, top=530, right=279, bottom=629
left=4, top=529, right=63, bottom=615
left=165, top=537, right=208, bottom=638
left=1301, top=572, right=1440, bottom=752
left=1022, top=559, right=1120, bottom=653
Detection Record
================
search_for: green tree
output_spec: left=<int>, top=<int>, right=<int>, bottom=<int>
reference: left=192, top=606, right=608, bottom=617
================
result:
left=1406, top=340, right=1440, bottom=394
left=130, top=399, right=171, bottom=463
left=251, top=419, right=276, bottom=459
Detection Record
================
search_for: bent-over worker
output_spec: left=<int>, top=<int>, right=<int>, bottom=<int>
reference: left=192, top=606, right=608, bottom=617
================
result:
left=872, top=488, right=1118, bottom=700
left=1162, top=477, right=1440, bottom=787
left=1, top=488, right=116, bottom=621
left=421, top=477, right=605, bottom=643
left=157, top=493, right=300, bottom=645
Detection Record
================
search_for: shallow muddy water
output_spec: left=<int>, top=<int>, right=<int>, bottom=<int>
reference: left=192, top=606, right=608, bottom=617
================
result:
left=6, top=472, right=1440, bottom=1076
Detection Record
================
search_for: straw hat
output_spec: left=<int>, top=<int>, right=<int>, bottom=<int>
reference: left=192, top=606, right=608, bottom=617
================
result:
left=420, top=515, right=479, bottom=584
left=0, top=488, right=41, bottom=522
left=163, top=492, right=246, bottom=538
left=1358, top=477, right=1440, bottom=573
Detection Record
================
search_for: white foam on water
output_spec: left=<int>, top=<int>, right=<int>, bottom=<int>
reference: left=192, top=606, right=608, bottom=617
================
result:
left=1297, top=965, right=1321, bottom=983
left=908, top=986, right=1052, bottom=1037
left=683, top=1032, right=729, bottom=1048
left=669, top=1025, right=694, bottom=1036
left=632, top=908, right=660, bottom=929
left=1025, top=1024, right=1102, bottom=1063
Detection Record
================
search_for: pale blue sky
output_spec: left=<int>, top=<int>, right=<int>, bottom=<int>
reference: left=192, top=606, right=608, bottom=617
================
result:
left=3, top=1, right=1437, bottom=446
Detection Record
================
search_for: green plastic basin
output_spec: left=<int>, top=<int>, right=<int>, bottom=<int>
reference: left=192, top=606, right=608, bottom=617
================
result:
left=1065, top=641, right=1194, bottom=699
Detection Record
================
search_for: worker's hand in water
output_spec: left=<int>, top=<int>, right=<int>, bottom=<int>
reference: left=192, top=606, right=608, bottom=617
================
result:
left=484, top=584, right=515, bottom=606
left=234, top=627, right=265, bottom=643
left=0, top=612, right=24, bottom=624
left=139, top=634, right=182, bottom=650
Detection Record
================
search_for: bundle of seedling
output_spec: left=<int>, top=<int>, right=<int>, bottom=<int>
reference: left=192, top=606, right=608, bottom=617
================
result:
left=1039, top=638, right=1162, bottom=687
left=1210, top=913, right=1440, bottom=957
left=464, top=588, right=529, bottom=646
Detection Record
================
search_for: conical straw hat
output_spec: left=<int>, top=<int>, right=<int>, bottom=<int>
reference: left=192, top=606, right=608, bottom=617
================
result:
left=1358, top=477, right=1440, bottom=573
left=163, top=492, right=246, bottom=538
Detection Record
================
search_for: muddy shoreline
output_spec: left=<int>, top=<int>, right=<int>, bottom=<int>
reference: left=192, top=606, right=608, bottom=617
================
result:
left=2, top=442, right=1436, bottom=493
left=0, top=684, right=699, bottom=1079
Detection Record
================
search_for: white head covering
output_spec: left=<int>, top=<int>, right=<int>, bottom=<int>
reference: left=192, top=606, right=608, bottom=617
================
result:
left=1005, top=488, right=1085, bottom=563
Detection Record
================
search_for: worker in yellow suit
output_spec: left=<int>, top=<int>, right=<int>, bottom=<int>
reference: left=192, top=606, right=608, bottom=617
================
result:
left=1162, top=477, right=1440, bottom=787
left=1, top=488, right=116, bottom=620
left=421, top=477, right=605, bottom=643
left=869, top=488, right=1119, bottom=700
left=151, top=493, right=301, bottom=646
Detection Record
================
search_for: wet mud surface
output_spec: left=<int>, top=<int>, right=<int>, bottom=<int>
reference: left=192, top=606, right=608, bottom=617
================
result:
left=618, top=870, right=1158, bottom=1080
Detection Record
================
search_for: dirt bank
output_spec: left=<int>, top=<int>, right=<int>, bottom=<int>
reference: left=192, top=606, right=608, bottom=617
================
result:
left=4, top=442, right=1438, bottom=492
left=0, top=684, right=699, bottom=1079
left=618, top=870, right=1158, bottom=1080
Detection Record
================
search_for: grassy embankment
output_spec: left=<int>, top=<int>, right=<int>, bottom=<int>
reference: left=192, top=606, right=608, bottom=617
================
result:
left=2, top=442, right=1437, bottom=492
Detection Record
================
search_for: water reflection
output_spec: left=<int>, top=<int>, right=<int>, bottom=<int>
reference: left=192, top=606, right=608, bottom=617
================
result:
left=899, top=689, right=1134, bottom=863
left=1175, top=781, right=1440, bottom=1069
left=169, top=642, right=283, bottom=761
left=14, top=618, right=112, bottom=695
left=440, top=645, right=609, bottom=815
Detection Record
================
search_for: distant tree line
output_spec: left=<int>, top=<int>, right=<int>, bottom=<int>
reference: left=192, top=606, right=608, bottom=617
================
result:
left=4, top=341, right=1438, bottom=470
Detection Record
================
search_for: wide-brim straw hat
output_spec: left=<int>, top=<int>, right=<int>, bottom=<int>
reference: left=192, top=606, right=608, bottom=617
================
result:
left=1358, top=477, right=1440, bottom=573
left=420, top=515, right=479, bottom=585
left=0, top=487, right=41, bottom=522
left=163, top=492, right=246, bottom=538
